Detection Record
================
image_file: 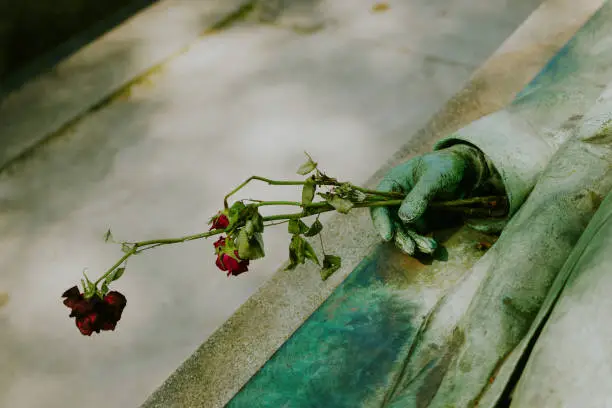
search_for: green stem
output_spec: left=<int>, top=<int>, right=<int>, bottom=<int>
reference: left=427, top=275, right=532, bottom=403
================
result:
left=429, top=196, right=505, bottom=208
left=255, top=201, right=302, bottom=207
left=259, top=200, right=403, bottom=221
left=92, top=194, right=506, bottom=287
left=351, top=185, right=404, bottom=198
left=223, top=176, right=308, bottom=209
left=223, top=174, right=502, bottom=209
left=94, top=228, right=225, bottom=285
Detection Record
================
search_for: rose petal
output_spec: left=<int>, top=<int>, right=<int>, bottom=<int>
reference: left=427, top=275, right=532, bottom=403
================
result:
left=67, top=299, right=94, bottom=317
left=210, top=214, right=230, bottom=230
left=76, top=314, right=99, bottom=336
left=215, top=255, right=228, bottom=271
left=222, top=252, right=249, bottom=276
left=213, top=236, right=226, bottom=249
left=101, top=321, right=117, bottom=331
left=103, top=292, right=126, bottom=308
left=62, top=286, right=82, bottom=299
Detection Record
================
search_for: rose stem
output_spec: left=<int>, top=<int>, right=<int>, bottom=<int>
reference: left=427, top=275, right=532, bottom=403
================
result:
left=222, top=176, right=401, bottom=209
left=94, top=195, right=506, bottom=285
left=224, top=177, right=308, bottom=209
left=224, top=175, right=504, bottom=209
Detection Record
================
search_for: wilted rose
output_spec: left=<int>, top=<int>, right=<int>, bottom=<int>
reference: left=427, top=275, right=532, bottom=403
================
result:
left=62, top=286, right=127, bottom=336
left=213, top=236, right=249, bottom=276
left=209, top=212, right=230, bottom=231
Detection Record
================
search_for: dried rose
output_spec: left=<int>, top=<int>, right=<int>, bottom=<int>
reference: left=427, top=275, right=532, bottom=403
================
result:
left=209, top=212, right=230, bottom=231
left=213, top=236, right=249, bottom=276
left=62, top=286, right=127, bottom=336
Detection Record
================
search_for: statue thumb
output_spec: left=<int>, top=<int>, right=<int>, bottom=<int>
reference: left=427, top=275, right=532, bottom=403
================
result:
left=398, top=180, right=436, bottom=223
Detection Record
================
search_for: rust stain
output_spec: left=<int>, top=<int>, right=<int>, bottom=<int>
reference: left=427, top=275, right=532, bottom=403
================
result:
left=475, top=235, right=499, bottom=251
left=470, top=349, right=514, bottom=407
left=372, top=2, right=390, bottom=12
left=475, top=241, right=492, bottom=251
left=200, top=1, right=255, bottom=35
left=0, top=292, right=9, bottom=308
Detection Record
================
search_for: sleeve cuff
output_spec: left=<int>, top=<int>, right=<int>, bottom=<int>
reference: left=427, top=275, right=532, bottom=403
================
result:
left=433, top=109, right=557, bottom=216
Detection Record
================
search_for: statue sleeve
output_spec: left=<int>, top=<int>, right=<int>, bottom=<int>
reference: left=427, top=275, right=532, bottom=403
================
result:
left=433, top=109, right=559, bottom=216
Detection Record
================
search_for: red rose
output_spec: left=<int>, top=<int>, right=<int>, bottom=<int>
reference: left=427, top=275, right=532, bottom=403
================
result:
left=209, top=212, right=230, bottom=231
left=62, top=286, right=127, bottom=336
left=213, top=236, right=249, bottom=276
left=215, top=252, right=250, bottom=276
left=213, top=236, right=226, bottom=249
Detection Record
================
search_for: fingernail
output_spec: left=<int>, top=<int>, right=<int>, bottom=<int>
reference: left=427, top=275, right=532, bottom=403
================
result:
left=395, top=231, right=415, bottom=255
left=372, top=209, right=393, bottom=241
left=398, top=198, right=427, bottom=223
left=406, top=230, right=437, bottom=254
left=380, top=224, right=393, bottom=242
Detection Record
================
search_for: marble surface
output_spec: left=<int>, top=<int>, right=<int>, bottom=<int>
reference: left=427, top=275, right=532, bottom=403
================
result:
left=0, top=0, right=573, bottom=407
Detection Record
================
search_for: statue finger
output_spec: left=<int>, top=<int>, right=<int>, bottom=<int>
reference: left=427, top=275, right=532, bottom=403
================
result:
left=404, top=229, right=438, bottom=255
left=371, top=206, right=395, bottom=241
left=371, top=178, right=404, bottom=241
left=398, top=178, right=437, bottom=223
left=394, top=222, right=416, bottom=256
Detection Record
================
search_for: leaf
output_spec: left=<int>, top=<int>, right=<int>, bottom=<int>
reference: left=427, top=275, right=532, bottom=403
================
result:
left=328, top=196, right=354, bottom=214
left=237, top=229, right=265, bottom=260
left=349, top=189, right=367, bottom=203
left=237, top=229, right=251, bottom=257
left=288, top=219, right=309, bottom=235
left=285, top=235, right=306, bottom=270
left=82, top=271, right=98, bottom=298
left=121, top=243, right=133, bottom=254
left=304, top=219, right=323, bottom=237
left=245, top=220, right=255, bottom=236
left=228, top=201, right=247, bottom=224
left=285, top=242, right=298, bottom=270
left=100, top=282, right=110, bottom=296
left=301, top=179, right=316, bottom=205
left=105, top=267, right=125, bottom=284
left=296, top=152, right=318, bottom=175
left=303, top=240, right=320, bottom=265
left=320, top=255, right=342, bottom=280
left=288, top=220, right=300, bottom=234
left=104, top=229, right=113, bottom=243
left=295, top=237, right=306, bottom=265
left=250, top=211, right=264, bottom=233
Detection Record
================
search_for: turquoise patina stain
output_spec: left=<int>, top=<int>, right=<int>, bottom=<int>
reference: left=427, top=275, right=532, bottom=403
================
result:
left=227, top=244, right=423, bottom=408
left=513, top=2, right=612, bottom=105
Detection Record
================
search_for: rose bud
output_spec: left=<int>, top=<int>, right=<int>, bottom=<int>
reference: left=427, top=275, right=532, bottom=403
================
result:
left=209, top=212, right=230, bottom=231
left=215, top=252, right=250, bottom=276
left=213, top=236, right=249, bottom=276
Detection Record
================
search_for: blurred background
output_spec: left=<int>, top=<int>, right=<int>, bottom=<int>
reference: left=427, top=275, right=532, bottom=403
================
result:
left=0, top=0, right=158, bottom=95
left=0, top=1, right=546, bottom=407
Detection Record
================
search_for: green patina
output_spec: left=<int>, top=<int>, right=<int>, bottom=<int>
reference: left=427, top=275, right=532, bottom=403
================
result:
left=227, top=244, right=426, bottom=408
